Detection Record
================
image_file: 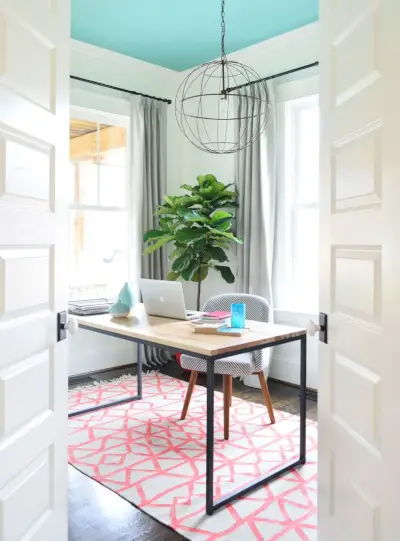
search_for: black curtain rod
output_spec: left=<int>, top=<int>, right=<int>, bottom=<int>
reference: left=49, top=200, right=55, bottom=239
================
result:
left=71, top=61, right=318, bottom=103
left=226, top=61, right=319, bottom=93
left=70, top=75, right=172, bottom=104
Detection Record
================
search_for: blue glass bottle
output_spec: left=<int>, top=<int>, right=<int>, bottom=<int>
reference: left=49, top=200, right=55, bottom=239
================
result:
left=231, top=303, right=246, bottom=328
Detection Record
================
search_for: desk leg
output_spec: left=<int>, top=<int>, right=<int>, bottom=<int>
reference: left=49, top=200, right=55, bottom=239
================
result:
left=206, top=358, right=215, bottom=516
left=137, top=344, right=143, bottom=399
left=209, top=336, right=307, bottom=513
left=299, top=334, right=307, bottom=463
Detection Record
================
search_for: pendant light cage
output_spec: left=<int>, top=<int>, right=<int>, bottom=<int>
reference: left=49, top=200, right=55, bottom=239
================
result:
left=175, top=0, right=270, bottom=154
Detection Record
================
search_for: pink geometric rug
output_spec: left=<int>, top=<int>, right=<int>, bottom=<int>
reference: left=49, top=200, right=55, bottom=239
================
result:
left=68, top=373, right=318, bottom=541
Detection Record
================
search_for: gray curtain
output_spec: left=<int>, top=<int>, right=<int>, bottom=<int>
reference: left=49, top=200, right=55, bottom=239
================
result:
left=141, top=98, right=168, bottom=281
left=138, top=98, right=172, bottom=368
left=235, top=83, right=276, bottom=304
left=235, top=84, right=276, bottom=384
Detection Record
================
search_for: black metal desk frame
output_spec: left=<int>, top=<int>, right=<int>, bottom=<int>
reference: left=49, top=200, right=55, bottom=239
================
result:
left=69, top=324, right=307, bottom=516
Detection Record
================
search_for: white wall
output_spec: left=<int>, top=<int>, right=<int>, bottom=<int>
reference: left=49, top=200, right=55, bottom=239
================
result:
left=68, top=40, right=180, bottom=376
left=171, top=23, right=320, bottom=388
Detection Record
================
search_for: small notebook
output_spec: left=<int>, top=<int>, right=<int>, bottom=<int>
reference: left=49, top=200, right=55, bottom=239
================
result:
left=205, top=311, right=230, bottom=319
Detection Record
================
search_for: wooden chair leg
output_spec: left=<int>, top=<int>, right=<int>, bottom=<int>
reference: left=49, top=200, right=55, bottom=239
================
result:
left=180, top=371, right=198, bottom=420
left=223, top=375, right=231, bottom=440
left=229, top=375, right=233, bottom=407
left=257, top=372, right=276, bottom=424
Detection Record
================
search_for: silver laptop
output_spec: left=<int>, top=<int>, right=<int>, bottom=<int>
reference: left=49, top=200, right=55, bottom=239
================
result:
left=140, top=279, right=198, bottom=320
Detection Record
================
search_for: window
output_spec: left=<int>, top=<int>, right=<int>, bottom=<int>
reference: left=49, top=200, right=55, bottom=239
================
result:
left=69, top=110, right=129, bottom=300
left=275, top=93, right=319, bottom=314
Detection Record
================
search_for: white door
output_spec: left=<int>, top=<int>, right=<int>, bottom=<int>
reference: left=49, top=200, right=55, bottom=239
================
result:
left=0, top=1, right=70, bottom=540
left=319, top=0, right=400, bottom=539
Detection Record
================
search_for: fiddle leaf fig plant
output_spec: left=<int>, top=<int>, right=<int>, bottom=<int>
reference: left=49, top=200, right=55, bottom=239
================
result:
left=143, top=174, right=242, bottom=310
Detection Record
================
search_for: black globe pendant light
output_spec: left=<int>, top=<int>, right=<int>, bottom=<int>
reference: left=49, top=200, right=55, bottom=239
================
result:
left=175, top=0, right=270, bottom=154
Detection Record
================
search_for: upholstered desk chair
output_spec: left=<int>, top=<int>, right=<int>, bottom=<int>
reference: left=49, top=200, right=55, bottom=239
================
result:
left=180, top=293, right=275, bottom=440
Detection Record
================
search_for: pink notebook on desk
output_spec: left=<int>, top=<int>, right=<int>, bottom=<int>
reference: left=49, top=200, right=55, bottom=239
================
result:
left=203, top=311, right=230, bottom=319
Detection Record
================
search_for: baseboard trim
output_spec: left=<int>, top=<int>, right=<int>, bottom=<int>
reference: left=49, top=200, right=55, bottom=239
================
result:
left=68, top=362, right=136, bottom=385
left=69, top=367, right=318, bottom=401
left=269, top=377, right=318, bottom=401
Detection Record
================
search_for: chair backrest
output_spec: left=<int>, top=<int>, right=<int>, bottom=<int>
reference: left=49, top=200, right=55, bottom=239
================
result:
left=203, top=293, right=270, bottom=323
left=203, top=293, right=271, bottom=373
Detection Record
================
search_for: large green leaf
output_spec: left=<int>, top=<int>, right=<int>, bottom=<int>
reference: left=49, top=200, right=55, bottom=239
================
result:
left=159, top=217, right=176, bottom=230
left=204, top=174, right=217, bottom=182
left=180, top=260, right=199, bottom=281
left=176, top=206, right=190, bottom=217
left=215, top=265, right=235, bottom=284
left=143, top=229, right=170, bottom=242
left=163, top=195, right=175, bottom=208
left=212, top=240, right=230, bottom=249
left=214, top=221, right=231, bottom=232
left=175, top=227, right=209, bottom=243
left=175, top=196, right=202, bottom=212
left=168, top=248, right=183, bottom=261
left=143, top=236, right=174, bottom=255
left=191, top=265, right=209, bottom=282
left=181, top=211, right=210, bottom=223
left=199, top=186, right=216, bottom=199
left=154, top=206, right=177, bottom=217
left=211, top=210, right=233, bottom=230
left=206, top=246, right=228, bottom=262
left=172, top=255, right=193, bottom=272
left=207, top=227, right=243, bottom=243
left=180, top=184, right=195, bottom=192
left=211, top=210, right=232, bottom=223
left=167, top=271, right=180, bottom=281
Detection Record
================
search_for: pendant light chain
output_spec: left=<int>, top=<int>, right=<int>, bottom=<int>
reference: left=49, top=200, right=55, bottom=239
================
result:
left=221, top=0, right=227, bottom=94
left=221, top=0, right=226, bottom=60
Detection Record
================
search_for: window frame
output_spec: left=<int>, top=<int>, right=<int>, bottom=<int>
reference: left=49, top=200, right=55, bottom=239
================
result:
left=285, top=95, right=319, bottom=294
left=274, top=77, right=319, bottom=315
left=70, top=105, right=130, bottom=212
left=69, top=106, right=131, bottom=300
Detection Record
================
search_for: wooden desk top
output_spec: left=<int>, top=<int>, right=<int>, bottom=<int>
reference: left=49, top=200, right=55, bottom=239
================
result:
left=75, top=304, right=306, bottom=358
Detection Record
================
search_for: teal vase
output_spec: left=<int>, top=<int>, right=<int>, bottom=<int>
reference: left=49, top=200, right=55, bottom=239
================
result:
left=118, top=282, right=134, bottom=308
left=109, top=282, right=135, bottom=318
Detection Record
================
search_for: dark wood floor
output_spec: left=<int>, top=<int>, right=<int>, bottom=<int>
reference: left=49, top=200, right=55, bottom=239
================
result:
left=68, top=363, right=317, bottom=541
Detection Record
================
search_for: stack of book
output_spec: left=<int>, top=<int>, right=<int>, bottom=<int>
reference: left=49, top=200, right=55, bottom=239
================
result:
left=198, top=311, right=231, bottom=324
left=191, top=310, right=242, bottom=335
left=68, top=298, right=112, bottom=316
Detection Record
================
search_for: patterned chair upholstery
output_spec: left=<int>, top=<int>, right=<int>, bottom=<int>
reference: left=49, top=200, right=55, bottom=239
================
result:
left=180, top=293, right=271, bottom=376
left=180, top=294, right=275, bottom=438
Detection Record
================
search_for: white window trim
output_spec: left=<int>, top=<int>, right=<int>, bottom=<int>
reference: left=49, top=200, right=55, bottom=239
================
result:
left=274, top=76, right=319, bottom=315
left=70, top=105, right=130, bottom=211
left=69, top=106, right=132, bottom=299
left=285, top=95, right=319, bottom=291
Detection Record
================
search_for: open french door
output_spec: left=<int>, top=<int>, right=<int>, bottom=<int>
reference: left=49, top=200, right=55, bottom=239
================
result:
left=0, top=0, right=70, bottom=539
left=319, top=0, right=400, bottom=539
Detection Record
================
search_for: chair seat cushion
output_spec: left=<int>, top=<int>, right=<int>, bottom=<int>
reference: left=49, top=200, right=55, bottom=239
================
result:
left=180, top=352, right=254, bottom=376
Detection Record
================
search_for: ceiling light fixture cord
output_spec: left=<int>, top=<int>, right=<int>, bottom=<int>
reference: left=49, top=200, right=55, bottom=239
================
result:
left=221, top=0, right=227, bottom=95
left=221, top=0, right=226, bottom=59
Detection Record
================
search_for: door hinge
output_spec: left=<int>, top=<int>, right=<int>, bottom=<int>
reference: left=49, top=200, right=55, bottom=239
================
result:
left=57, top=311, right=67, bottom=342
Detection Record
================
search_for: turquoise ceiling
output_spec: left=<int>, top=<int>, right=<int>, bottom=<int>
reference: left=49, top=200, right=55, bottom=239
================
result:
left=71, top=0, right=318, bottom=72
